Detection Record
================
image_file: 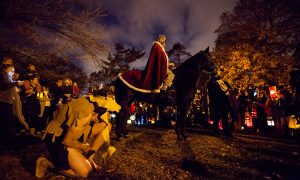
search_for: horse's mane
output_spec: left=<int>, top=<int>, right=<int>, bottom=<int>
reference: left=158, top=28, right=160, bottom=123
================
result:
left=174, top=51, right=206, bottom=82
left=176, top=51, right=202, bottom=73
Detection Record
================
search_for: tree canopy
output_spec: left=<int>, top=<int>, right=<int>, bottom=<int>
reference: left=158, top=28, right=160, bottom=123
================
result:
left=0, top=0, right=107, bottom=85
left=167, top=42, right=191, bottom=66
left=89, top=42, right=145, bottom=85
left=213, top=0, right=300, bottom=88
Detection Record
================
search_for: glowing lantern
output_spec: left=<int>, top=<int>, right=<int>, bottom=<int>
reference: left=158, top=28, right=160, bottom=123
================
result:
left=218, top=120, right=223, bottom=130
left=288, top=115, right=300, bottom=129
left=37, top=92, right=43, bottom=99
left=130, top=103, right=136, bottom=114
left=130, top=114, right=136, bottom=120
left=208, top=119, right=214, bottom=125
left=151, top=117, right=155, bottom=124
left=127, top=114, right=136, bottom=124
left=110, top=113, right=116, bottom=119
left=245, top=111, right=253, bottom=127
left=267, top=115, right=275, bottom=126
left=269, top=86, right=277, bottom=99
left=251, top=105, right=257, bottom=118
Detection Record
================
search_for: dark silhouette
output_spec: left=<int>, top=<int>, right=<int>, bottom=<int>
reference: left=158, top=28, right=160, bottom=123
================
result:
left=207, top=74, right=238, bottom=136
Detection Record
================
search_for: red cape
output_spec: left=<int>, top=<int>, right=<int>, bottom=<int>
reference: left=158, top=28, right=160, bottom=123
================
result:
left=119, top=42, right=168, bottom=93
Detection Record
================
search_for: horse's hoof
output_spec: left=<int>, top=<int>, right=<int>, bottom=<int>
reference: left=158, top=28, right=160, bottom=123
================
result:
left=116, top=136, right=124, bottom=141
left=213, top=130, right=220, bottom=136
left=123, top=134, right=130, bottom=139
left=183, top=136, right=190, bottom=140
left=224, top=132, right=233, bottom=138
left=177, top=135, right=183, bottom=140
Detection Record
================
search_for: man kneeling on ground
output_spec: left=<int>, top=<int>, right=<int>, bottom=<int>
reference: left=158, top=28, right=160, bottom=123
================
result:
left=35, top=90, right=119, bottom=178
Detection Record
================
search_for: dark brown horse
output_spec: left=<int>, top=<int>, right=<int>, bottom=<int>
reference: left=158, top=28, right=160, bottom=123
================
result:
left=114, top=47, right=216, bottom=139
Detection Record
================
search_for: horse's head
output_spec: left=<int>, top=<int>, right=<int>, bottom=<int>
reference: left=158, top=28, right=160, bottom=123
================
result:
left=175, top=46, right=217, bottom=81
left=198, top=47, right=216, bottom=73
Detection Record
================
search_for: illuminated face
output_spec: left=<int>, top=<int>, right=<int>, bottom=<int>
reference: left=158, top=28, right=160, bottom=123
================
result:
left=3, top=58, right=13, bottom=65
left=31, top=77, right=39, bottom=85
left=42, top=86, right=47, bottom=91
left=216, top=69, right=222, bottom=76
left=159, top=37, right=166, bottom=47
left=64, top=80, right=71, bottom=86
left=56, top=80, right=63, bottom=87
left=217, top=67, right=224, bottom=76
left=28, top=64, right=36, bottom=71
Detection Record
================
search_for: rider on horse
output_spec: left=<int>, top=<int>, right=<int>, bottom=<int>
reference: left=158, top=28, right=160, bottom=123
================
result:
left=118, top=35, right=173, bottom=93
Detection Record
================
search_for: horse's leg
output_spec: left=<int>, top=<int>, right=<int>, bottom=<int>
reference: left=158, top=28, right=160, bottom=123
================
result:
left=115, top=108, right=123, bottom=138
left=175, top=112, right=183, bottom=138
left=221, top=106, right=233, bottom=136
left=115, top=79, right=133, bottom=138
left=116, top=106, right=129, bottom=137
left=221, top=111, right=232, bottom=136
left=156, top=104, right=164, bottom=126
left=209, top=101, right=220, bottom=135
left=176, top=104, right=188, bottom=139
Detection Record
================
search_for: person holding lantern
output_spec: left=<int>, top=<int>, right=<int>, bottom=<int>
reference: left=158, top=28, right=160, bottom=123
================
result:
left=207, top=67, right=236, bottom=137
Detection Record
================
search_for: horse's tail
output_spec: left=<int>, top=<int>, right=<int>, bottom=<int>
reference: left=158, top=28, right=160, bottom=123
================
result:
left=114, top=77, right=129, bottom=105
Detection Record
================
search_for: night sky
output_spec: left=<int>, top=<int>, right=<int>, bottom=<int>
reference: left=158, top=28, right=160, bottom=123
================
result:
left=84, top=0, right=237, bottom=73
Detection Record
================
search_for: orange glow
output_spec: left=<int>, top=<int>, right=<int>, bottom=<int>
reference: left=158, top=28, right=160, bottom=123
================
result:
left=269, top=86, right=277, bottom=99
left=245, top=112, right=253, bottom=127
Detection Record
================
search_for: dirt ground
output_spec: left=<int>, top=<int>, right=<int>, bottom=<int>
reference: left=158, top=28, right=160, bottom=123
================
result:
left=0, top=125, right=300, bottom=180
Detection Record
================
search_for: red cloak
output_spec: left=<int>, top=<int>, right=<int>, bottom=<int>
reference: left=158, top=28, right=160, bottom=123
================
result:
left=119, top=42, right=168, bottom=93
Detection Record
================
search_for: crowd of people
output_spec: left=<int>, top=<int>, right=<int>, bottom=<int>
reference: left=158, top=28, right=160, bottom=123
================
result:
left=188, top=68, right=300, bottom=137
left=236, top=83, right=298, bottom=136
left=0, top=57, right=120, bottom=178
left=0, top=57, right=82, bottom=140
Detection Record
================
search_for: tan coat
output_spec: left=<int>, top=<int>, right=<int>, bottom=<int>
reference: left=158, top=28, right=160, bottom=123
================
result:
left=42, top=97, right=94, bottom=142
